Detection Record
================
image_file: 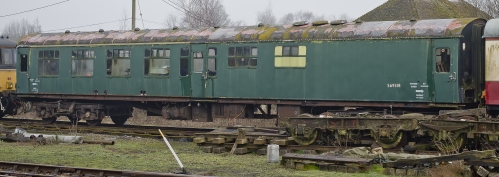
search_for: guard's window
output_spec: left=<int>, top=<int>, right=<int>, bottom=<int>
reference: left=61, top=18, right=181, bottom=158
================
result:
left=193, top=52, right=203, bottom=73
left=38, top=50, right=60, bottom=76
left=180, top=48, right=189, bottom=76
left=208, top=48, right=216, bottom=76
left=106, top=49, right=131, bottom=76
left=20, top=54, right=28, bottom=72
left=228, top=46, right=257, bottom=68
left=71, top=50, right=95, bottom=76
left=436, top=48, right=450, bottom=73
left=144, top=48, right=170, bottom=77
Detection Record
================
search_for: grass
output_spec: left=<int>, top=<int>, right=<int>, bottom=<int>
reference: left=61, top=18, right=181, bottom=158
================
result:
left=0, top=134, right=389, bottom=177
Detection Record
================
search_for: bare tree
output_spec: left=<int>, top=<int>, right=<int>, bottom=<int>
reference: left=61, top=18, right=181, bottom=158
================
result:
left=465, top=0, right=499, bottom=18
left=228, top=20, right=246, bottom=27
left=163, top=13, right=180, bottom=29
left=2, top=18, right=41, bottom=41
left=119, top=7, right=130, bottom=30
left=256, top=2, right=276, bottom=25
left=339, top=13, right=354, bottom=22
left=169, top=0, right=229, bottom=28
left=278, top=11, right=325, bottom=25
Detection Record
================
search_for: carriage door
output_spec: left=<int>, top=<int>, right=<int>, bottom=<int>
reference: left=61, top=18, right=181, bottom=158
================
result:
left=17, top=49, right=31, bottom=93
left=433, top=41, right=458, bottom=103
left=190, top=44, right=207, bottom=98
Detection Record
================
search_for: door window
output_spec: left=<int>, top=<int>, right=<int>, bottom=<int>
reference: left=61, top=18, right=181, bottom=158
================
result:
left=193, top=52, right=203, bottom=73
left=435, top=48, right=450, bottom=73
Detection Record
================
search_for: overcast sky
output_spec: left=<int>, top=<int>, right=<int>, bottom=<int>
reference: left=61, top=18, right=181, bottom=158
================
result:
left=0, top=0, right=387, bottom=33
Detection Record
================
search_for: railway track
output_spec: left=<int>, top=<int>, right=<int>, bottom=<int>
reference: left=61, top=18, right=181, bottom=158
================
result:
left=0, top=161, right=210, bottom=177
left=0, top=118, right=215, bottom=139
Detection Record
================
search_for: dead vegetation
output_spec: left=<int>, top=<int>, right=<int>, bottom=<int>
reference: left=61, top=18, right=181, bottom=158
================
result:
left=429, top=161, right=465, bottom=177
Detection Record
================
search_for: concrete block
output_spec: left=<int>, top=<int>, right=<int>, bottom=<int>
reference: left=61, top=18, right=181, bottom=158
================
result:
left=347, top=166, right=360, bottom=173
left=384, top=168, right=395, bottom=175
left=234, top=148, right=248, bottom=155
left=213, top=147, right=225, bottom=154
left=316, top=163, right=329, bottom=171
left=407, top=169, right=418, bottom=176
left=203, top=146, right=213, bottom=153
left=395, top=169, right=407, bottom=176
left=235, top=138, right=247, bottom=144
left=337, top=166, right=347, bottom=173
left=418, top=169, right=430, bottom=177
left=328, top=165, right=338, bottom=172
left=193, top=136, right=205, bottom=144
left=285, top=160, right=295, bottom=168
left=477, top=166, right=489, bottom=177
left=212, top=138, right=225, bottom=144
left=489, top=172, right=499, bottom=177
left=295, top=163, right=305, bottom=170
left=257, top=148, right=267, bottom=155
left=253, top=138, right=267, bottom=145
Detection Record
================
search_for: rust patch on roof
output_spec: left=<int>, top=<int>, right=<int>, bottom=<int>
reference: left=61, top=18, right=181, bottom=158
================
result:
left=18, top=18, right=482, bottom=46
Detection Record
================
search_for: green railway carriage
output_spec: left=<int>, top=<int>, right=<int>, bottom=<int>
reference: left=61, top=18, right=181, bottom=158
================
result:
left=14, top=18, right=486, bottom=125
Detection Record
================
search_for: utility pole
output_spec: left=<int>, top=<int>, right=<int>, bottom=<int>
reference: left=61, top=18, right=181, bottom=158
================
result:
left=132, top=0, right=136, bottom=30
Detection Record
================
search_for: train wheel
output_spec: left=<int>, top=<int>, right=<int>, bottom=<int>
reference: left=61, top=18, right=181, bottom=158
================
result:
left=373, top=131, right=407, bottom=149
left=435, top=133, right=465, bottom=154
left=86, top=119, right=102, bottom=126
left=111, top=116, right=128, bottom=125
left=292, top=129, right=318, bottom=145
left=42, top=117, right=57, bottom=124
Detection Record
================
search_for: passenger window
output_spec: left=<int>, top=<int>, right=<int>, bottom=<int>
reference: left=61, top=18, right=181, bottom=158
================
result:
left=106, top=49, right=131, bottom=76
left=38, top=50, right=60, bottom=76
left=436, top=48, right=450, bottom=73
left=144, top=48, right=170, bottom=77
left=228, top=46, right=258, bottom=68
left=180, top=47, right=189, bottom=76
left=71, top=50, right=95, bottom=76
left=20, top=54, right=28, bottom=72
left=208, top=48, right=217, bottom=76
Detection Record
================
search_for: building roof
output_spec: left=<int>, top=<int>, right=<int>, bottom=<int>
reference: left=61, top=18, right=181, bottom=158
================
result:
left=357, top=0, right=492, bottom=22
left=18, top=18, right=482, bottom=46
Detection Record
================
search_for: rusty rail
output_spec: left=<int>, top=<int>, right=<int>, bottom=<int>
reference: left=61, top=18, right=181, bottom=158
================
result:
left=0, top=161, right=211, bottom=177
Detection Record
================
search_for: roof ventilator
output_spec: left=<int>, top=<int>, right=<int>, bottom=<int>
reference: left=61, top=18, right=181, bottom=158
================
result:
left=292, top=21, right=309, bottom=27
left=65, top=30, right=70, bottom=34
left=312, top=20, right=329, bottom=26
left=214, top=26, right=220, bottom=29
left=410, top=17, right=418, bottom=22
left=173, top=26, right=179, bottom=30
left=330, top=20, right=347, bottom=25
left=258, top=23, right=264, bottom=27
left=134, top=27, right=140, bottom=31
left=99, top=29, right=104, bottom=32
left=354, top=20, right=363, bottom=24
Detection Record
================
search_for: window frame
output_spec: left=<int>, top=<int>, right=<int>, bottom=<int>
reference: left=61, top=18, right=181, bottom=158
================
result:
left=106, top=49, right=131, bottom=77
left=38, top=50, right=60, bottom=77
left=144, top=48, right=171, bottom=78
left=274, top=45, right=307, bottom=68
left=435, top=48, right=451, bottom=73
left=180, top=47, right=190, bottom=77
left=207, top=47, right=217, bottom=78
left=71, top=49, right=95, bottom=77
left=227, top=46, right=258, bottom=68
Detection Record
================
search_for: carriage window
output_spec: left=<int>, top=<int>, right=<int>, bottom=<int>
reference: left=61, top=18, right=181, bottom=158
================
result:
left=1, top=49, right=14, bottom=65
left=208, top=48, right=217, bottom=76
left=228, top=46, right=257, bottom=68
left=20, top=54, right=28, bottom=72
left=144, top=48, right=170, bottom=77
left=71, top=50, right=94, bottom=76
left=180, top=48, right=189, bottom=76
left=106, top=49, right=131, bottom=76
left=193, top=52, right=203, bottom=73
left=275, top=46, right=306, bottom=68
left=436, top=48, right=450, bottom=73
left=38, top=50, right=60, bottom=76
